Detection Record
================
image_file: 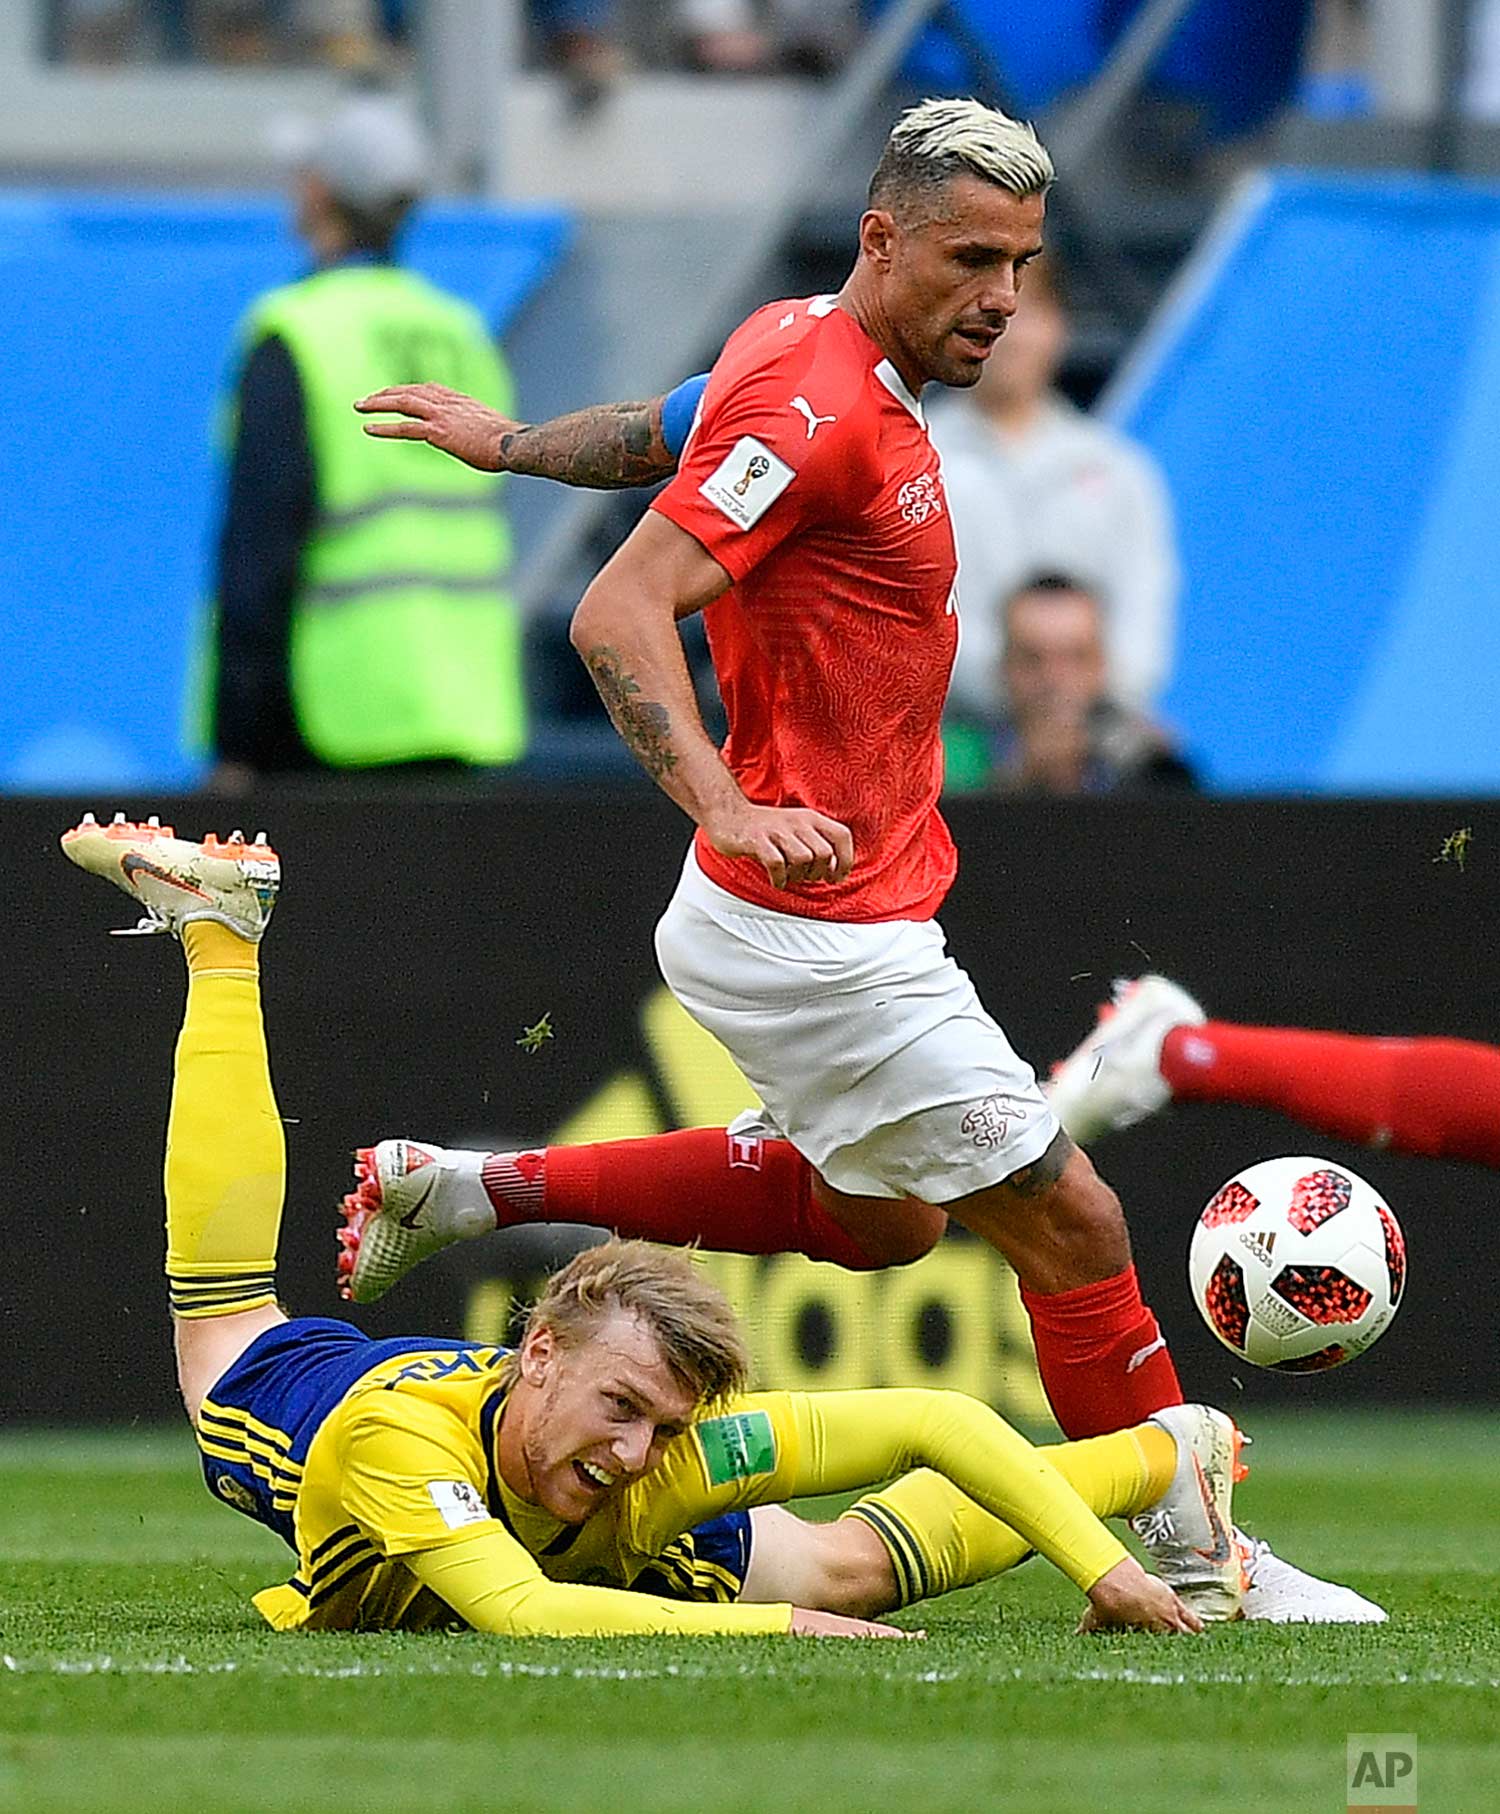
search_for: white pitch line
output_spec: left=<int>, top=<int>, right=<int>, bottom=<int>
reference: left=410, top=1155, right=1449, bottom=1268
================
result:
left=4, top=1654, right=1496, bottom=1689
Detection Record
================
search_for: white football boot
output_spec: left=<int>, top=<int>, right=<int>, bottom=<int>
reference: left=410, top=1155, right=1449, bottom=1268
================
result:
left=338, top=1139, right=495, bottom=1304
left=61, top=813, right=279, bottom=941
left=1238, top=1533, right=1388, bottom=1623
left=1129, top=1403, right=1247, bottom=1622
left=1047, top=975, right=1207, bottom=1144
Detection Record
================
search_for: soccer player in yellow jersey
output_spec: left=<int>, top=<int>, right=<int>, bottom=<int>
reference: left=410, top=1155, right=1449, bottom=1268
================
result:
left=61, top=814, right=1246, bottom=1639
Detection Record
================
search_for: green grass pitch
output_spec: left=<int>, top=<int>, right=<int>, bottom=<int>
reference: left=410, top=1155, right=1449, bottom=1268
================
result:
left=2, top=1414, right=1496, bottom=1814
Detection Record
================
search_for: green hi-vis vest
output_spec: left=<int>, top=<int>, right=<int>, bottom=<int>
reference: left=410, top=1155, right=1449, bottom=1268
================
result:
left=239, top=264, right=524, bottom=767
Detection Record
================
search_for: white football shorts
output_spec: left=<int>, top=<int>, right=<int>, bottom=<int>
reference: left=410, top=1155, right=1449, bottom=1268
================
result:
left=654, top=848, right=1059, bottom=1203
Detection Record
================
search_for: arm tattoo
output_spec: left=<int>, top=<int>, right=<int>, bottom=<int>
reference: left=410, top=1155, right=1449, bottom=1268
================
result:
left=1004, top=1129, right=1075, bottom=1196
left=499, top=400, right=676, bottom=490
left=584, top=645, right=679, bottom=781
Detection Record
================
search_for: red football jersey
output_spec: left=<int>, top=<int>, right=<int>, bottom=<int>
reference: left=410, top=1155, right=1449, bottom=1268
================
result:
left=652, top=297, right=960, bottom=922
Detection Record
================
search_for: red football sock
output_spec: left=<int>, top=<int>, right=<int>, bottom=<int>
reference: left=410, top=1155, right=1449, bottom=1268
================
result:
left=1161, top=1023, right=1500, bottom=1168
left=1021, top=1265, right=1183, bottom=1439
left=481, top=1128, right=886, bottom=1269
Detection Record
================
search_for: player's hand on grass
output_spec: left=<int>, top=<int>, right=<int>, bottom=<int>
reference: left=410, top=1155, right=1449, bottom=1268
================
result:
left=705, top=804, right=855, bottom=889
left=355, top=384, right=517, bottom=473
left=1077, top=1557, right=1203, bottom=1635
left=790, top=1607, right=921, bottom=1639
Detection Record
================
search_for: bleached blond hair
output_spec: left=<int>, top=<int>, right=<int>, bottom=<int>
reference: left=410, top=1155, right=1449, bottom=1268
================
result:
left=869, top=97, right=1054, bottom=221
left=504, top=1238, right=751, bottom=1407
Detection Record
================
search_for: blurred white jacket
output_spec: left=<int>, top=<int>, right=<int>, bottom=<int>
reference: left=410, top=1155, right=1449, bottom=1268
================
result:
left=929, top=394, right=1181, bottom=714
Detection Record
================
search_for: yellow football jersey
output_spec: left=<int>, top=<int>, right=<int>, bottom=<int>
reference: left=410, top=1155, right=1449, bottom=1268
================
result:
left=196, top=1319, right=801, bottom=1635
left=197, top=1317, right=1128, bottom=1636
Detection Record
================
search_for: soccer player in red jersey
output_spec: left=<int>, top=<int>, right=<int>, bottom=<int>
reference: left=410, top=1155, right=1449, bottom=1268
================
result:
left=350, top=99, right=1383, bottom=1623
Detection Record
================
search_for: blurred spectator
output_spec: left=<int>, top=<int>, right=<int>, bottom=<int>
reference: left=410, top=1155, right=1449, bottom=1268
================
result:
left=533, top=1, right=631, bottom=103
left=927, top=256, right=1180, bottom=717
left=200, top=92, right=526, bottom=785
left=57, top=0, right=174, bottom=62
left=56, top=0, right=860, bottom=73
left=944, top=575, right=1197, bottom=796
left=301, top=0, right=389, bottom=70
left=676, top=0, right=859, bottom=75
left=57, top=0, right=394, bottom=67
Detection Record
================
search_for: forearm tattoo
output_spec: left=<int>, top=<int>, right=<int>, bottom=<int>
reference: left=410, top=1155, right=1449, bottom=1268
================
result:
left=499, top=400, right=676, bottom=489
left=584, top=645, right=679, bottom=780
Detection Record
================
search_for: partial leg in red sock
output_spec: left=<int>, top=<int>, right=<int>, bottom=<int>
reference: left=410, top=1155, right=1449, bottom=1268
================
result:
left=950, top=1140, right=1183, bottom=1438
left=1163, top=1025, right=1500, bottom=1168
left=483, top=1128, right=943, bottom=1269
left=1021, top=1266, right=1184, bottom=1438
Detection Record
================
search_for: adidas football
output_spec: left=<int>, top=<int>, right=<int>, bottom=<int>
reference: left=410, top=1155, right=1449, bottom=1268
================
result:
left=1188, top=1156, right=1405, bottom=1372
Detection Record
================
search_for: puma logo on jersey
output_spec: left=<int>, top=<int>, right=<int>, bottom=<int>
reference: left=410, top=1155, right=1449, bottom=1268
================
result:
left=789, top=396, right=837, bottom=439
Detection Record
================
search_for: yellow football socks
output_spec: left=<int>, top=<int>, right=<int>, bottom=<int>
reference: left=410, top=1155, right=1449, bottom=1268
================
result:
left=164, top=922, right=283, bottom=1318
left=845, top=1424, right=1178, bottom=1605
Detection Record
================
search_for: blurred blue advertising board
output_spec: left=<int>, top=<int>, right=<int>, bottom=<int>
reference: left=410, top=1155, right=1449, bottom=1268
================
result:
left=1106, top=171, right=1500, bottom=792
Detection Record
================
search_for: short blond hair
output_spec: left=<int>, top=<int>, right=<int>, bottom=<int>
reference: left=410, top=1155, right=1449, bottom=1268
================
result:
left=514, top=1239, right=751, bottom=1406
left=869, top=97, right=1054, bottom=221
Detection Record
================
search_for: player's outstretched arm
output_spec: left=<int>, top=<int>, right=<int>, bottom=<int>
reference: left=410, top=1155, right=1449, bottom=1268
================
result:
left=571, top=511, right=854, bottom=889
left=404, top=1528, right=912, bottom=1637
left=1080, top=1557, right=1201, bottom=1635
left=354, top=383, right=679, bottom=488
